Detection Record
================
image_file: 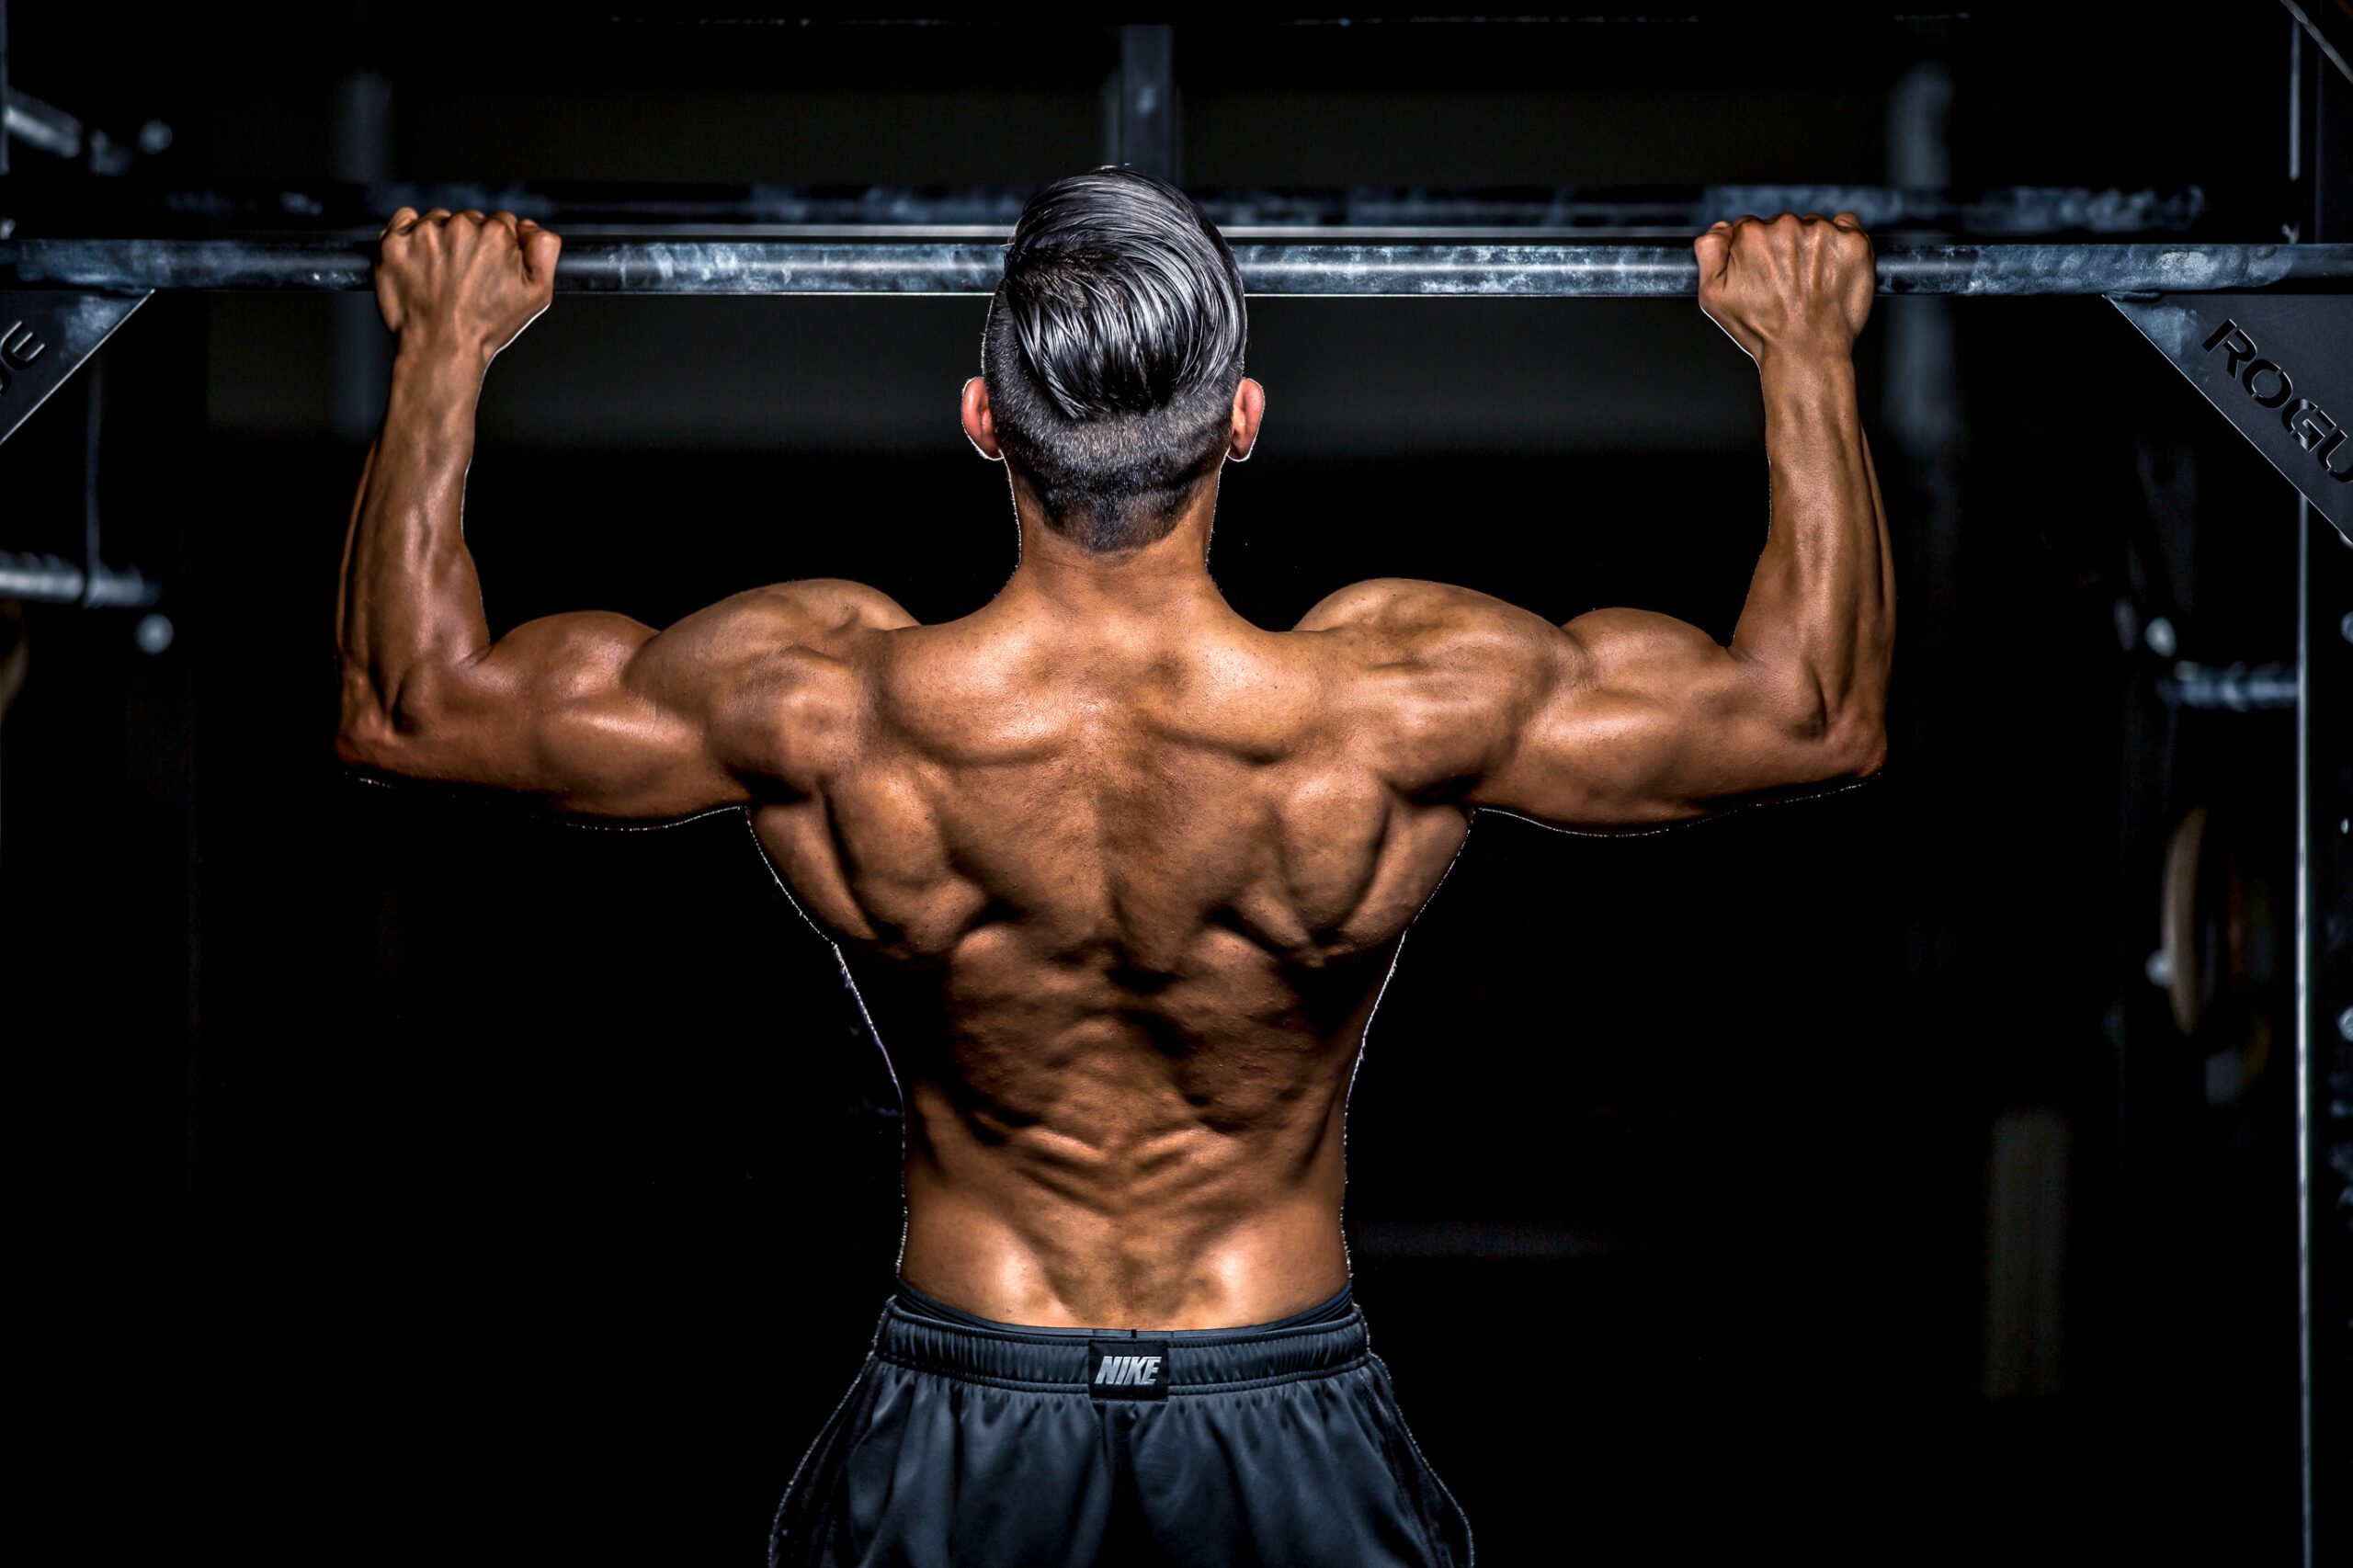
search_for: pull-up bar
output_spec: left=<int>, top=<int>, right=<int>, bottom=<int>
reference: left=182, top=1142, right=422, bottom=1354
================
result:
left=1, top=234, right=2346, bottom=534
left=3, top=237, right=2350, bottom=298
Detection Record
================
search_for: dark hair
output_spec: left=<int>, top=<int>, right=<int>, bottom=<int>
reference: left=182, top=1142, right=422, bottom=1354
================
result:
left=982, top=168, right=1247, bottom=552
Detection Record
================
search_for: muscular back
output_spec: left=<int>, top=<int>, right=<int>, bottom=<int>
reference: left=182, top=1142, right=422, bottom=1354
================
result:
left=751, top=584, right=1486, bottom=1327
left=338, top=205, right=1888, bottom=1332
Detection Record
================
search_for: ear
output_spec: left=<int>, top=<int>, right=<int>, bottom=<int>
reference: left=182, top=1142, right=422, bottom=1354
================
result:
left=1228, top=377, right=1266, bottom=462
left=961, top=377, right=1003, bottom=461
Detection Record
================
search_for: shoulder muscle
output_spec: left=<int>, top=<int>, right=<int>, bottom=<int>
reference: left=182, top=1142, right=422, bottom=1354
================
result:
left=1296, top=579, right=1583, bottom=796
left=627, top=579, right=912, bottom=785
left=677, top=578, right=915, bottom=657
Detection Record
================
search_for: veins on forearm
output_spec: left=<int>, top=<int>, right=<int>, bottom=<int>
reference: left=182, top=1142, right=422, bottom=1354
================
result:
left=1737, top=349, right=1890, bottom=719
left=339, top=347, right=494, bottom=718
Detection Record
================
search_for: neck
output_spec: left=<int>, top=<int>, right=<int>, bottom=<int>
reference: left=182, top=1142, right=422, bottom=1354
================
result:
left=1000, top=478, right=1229, bottom=619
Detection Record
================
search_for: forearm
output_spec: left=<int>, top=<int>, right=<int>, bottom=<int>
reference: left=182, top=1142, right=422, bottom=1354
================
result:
left=336, top=343, right=495, bottom=751
left=1729, top=348, right=1893, bottom=763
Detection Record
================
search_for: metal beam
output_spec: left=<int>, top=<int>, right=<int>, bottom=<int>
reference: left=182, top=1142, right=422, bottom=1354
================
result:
left=1107, top=25, right=1178, bottom=180
left=4, top=88, right=84, bottom=160
left=0, top=89, right=133, bottom=174
left=0, top=0, right=10, bottom=181
left=0, top=3, right=148, bottom=178
left=3, top=237, right=2347, bottom=297
left=2283, top=0, right=2353, bottom=86
left=2294, top=509, right=2350, bottom=1568
left=2155, top=661, right=2301, bottom=711
left=0, top=550, right=160, bottom=608
left=0, top=182, right=2228, bottom=240
left=2292, top=18, right=2352, bottom=1568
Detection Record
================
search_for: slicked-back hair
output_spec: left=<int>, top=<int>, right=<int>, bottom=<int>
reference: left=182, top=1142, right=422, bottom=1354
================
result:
left=983, top=168, right=1247, bottom=552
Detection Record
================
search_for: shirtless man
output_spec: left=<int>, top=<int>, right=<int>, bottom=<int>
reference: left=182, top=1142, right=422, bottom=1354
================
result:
left=337, top=170, right=1890, bottom=1568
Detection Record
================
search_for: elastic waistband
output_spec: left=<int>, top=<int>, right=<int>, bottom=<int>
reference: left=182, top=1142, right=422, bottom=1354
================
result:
left=873, top=1286, right=1371, bottom=1393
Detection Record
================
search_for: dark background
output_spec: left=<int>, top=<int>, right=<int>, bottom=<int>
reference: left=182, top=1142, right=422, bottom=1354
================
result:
left=0, top=6, right=2320, bottom=1563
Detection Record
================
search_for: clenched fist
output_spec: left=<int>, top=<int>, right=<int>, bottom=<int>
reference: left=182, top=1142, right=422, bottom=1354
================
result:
left=374, top=208, right=562, bottom=363
left=1695, top=212, right=1874, bottom=365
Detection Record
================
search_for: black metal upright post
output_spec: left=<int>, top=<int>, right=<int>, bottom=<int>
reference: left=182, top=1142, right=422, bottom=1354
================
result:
left=2291, top=12, right=2352, bottom=1566
left=1, top=0, right=12, bottom=181
left=327, top=71, right=391, bottom=448
left=115, top=289, right=203, bottom=1480
left=1107, top=24, right=1177, bottom=182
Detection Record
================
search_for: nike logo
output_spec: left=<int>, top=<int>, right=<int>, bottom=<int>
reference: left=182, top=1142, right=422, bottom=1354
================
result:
left=1087, top=1337, right=1172, bottom=1399
left=1094, top=1354, right=1164, bottom=1387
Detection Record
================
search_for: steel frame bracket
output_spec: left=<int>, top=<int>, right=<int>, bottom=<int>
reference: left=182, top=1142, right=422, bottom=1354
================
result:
left=2282, top=0, right=2353, bottom=87
left=0, top=288, right=148, bottom=449
left=2111, top=289, right=2353, bottom=544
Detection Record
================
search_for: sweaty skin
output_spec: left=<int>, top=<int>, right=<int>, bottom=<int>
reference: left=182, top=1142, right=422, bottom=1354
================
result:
left=338, top=206, right=1891, bottom=1329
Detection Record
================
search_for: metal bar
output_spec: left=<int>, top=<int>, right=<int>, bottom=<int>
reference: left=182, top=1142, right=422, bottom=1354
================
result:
left=2283, top=0, right=2353, bottom=86
left=2293, top=22, right=2352, bottom=1568
left=81, top=360, right=100, bottom=604
left=1108, top=25, right=1178, bottom=180
left=4, top=237, right=2348, bottom=298
left=2155, top=661, right=2301, bottom=711
left=3, top=88, right=82, bottom=159
left=2289, top=501, right=2353, bottom=1568
left=0, top=181, right=2231, bottom=239
left=0, top=88, right=131, bottom=174
left=2296, top=506, right=2319, bottom=1568
left=0, top=550, right=160, bottom=608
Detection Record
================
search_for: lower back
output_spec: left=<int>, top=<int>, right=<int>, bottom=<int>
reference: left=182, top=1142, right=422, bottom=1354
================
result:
left=854, top=940, right=1390, bottom=1328
left=894, top=1048, right=1358, bottom=1329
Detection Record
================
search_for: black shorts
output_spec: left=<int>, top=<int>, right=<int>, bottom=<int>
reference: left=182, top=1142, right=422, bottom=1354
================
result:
left=769, top=1281, right=1473, bottom=1567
